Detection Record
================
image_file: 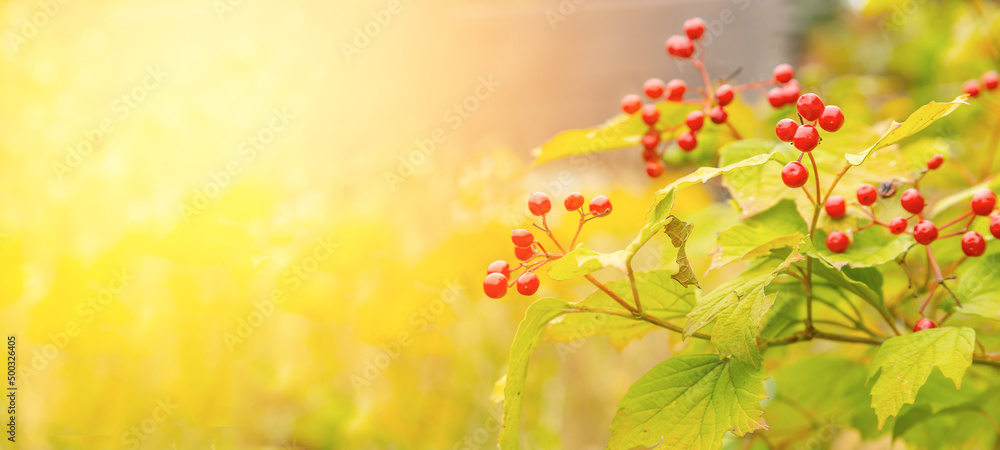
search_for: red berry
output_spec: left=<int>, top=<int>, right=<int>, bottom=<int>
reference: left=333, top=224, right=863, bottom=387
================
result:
left=825, top=195, right=846, bottom=219
left=642, top=131, right=660, bottom=150
left=927, top=154, right=944, bottom=170
left=825, top=231, right=850, bottom=254
left=686, top=110, right=705, bottom=131
left=678, top=131, right=698, bottom=151
left=964, top=80, right=981, bottom=98
left=641, top=147, right=659, bottom=162
left=643, top=78, right=665, bottom=99
left=857, top=184, right=878, bottom=206
left=666, top=35, right=695, bottom=58
left=913, top=318, right=936, bottom=332
left=528, top=192, right=552, bottom=216
left=516, top=272, right=540, bottom=296
left=621, top=94, right=642, bottom=114
left=792, top=124, right=820, bottom=152
left=641, top=104, right=660, bottom=125
left=666, top=79, right=686, bottom=101
left=900, top=189, right=925, bottom=214
left=781, top=161, right=809, bottom=188
left=483, top=273, right=508, bottom=299
left=782, top=81, right=801, bottom=105
left=773, top=64, right=794, bottom=84
left=797, top=93, right=825, bottom=122
left=971, top=189, right=996, bottom=216
left=962, top=231, right=987, bottom=257
left=889, top=217, right=907, bottom=235
left=767, top=87, right=785, bottom=108
left=709, top=106, right=727, bottom=124
left=715, top=84, right=734, bottom=107
left=991, top=215, right=1000, bottom=239
left=511, top=229, right=534, bottom=248
left=913, top=220, right=938, bottom=245
left=487, top=260, right=511, bottom=278
left=515, top=245, right=535, bottom=261
left=683, top=17, right=706, bottom=40
left=775, top=118, right=799, bottom=142
left=589, top=195, right=612, bottom=215
left=564, top=192, right=584, bottom=211
left=984, top=71, right=999, bottom=91
left=646, top=160, right=665, bottom=178
left=818, top=105, right=844, bottom=132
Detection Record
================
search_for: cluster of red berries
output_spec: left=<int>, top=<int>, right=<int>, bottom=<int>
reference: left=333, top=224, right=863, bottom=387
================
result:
left=620, top=17, right=798, bottom=179
left=819, top=154, right=999, bottom=256
left=778, top=93, right=845, bottom=190
left=483, top=192, right=613, bottom=299
left=963, top=70, right=999, bottom=98
left=765, top=64, right=802, bottom=108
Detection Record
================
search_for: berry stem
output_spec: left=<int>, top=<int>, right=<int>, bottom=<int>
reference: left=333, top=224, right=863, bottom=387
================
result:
left=539, top=213, right=638, bottom=314
left=585, top=275, right=639, bottom=314
left=539, top=215, right=566, bottom=253
left=690, top=58, right=713, bottom=102
left=821, top=163, right=852, bottom=206
left=800, top=186, right=817, bottom=205
left=807, top=153, right=823, bottom=231
left=940, top=210, right=974, bottom=230
left=564, top=306, right=709, bottom=339
left=568, top=210, right=586, bottom=250
left=724, top=121, right=743, bottom=140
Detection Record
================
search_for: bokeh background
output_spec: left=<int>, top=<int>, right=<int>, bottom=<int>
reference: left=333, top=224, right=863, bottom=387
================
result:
left=1, top=0, right=997, bottom=448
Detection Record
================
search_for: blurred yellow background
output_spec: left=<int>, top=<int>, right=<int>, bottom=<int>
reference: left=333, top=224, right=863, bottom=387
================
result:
left=0, top=0, right=729, bottom=448
left=3, top=0, right=991, bottom=448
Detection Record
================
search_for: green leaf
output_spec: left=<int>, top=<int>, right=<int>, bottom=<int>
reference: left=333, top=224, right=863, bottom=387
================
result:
left=809, top=261, right=890, bottom=319
left=954, top=253, right=1000, bottom=321
left=686, top=249, right=803, bottom=367
left=647, top=146, right=783, bottom=227
left=718, top=141, right=798, bottom=219
left=846, top=95, right=968, bottom=166
left=608, top=354, right=769, bottom=450
left=546, top=244, right=627, bottom=281
left=767, top=355, right=876, bottom=433
left=867, top=327, right=976, bottom=429
left=811, top=227, right=915, bottom=270
left=710, top=200, right=807, bottom=271
left=547, top=211, right=692, bottom=283
left=545, top=270, right=698, bottom=351
left=534, top=103, right=696, bottom=164
left=499, top=298, right=573, bottom=449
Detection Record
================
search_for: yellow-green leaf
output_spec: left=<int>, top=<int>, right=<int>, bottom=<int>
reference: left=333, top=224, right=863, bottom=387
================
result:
left=608, top=355, right=769, bottom=450
left=534, top=103, right=696, bottom=164
left=686, top=249, right=803, bottom=367
left=811, top=228, right=915, bottom=270
left=846, top=95, right=968, bottom=166
left=867, top=327, right=976, bottom=429
left=499, top=298, right=574, bottom=449
left=710, top=200, right=808, bottom=271
left=955, top=253, right=1000, bottom=321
